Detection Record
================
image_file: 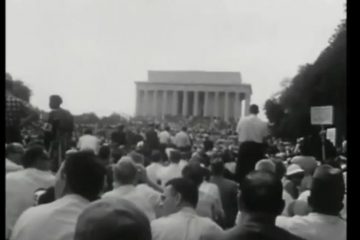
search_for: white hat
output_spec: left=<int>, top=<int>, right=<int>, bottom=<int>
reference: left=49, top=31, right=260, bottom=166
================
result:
left=286, top=164, right=304, bottom=176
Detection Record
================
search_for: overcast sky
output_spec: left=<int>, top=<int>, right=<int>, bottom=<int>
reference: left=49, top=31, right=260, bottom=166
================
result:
left=6, top=0, right=345, bottom=119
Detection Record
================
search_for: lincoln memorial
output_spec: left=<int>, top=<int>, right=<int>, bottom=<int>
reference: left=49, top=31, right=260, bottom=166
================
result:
left=135, top=71, right=252, bottom=122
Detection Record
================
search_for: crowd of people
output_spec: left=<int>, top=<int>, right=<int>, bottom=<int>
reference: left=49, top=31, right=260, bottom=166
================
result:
left=6, top=74, right=347, bottom=240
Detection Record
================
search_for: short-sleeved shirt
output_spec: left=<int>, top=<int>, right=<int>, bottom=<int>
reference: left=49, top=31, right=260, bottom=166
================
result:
left=6, top=94, right=32, bottom=127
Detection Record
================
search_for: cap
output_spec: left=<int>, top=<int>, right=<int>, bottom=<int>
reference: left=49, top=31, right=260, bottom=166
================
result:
left=74, top=198, right=151, bottom=240
left=286, top=164, right=304, bottom=177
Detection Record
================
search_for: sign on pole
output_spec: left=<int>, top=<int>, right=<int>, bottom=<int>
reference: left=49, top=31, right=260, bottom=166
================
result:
left=310, top=106, right=333, bottom=125
left=310, top=106, right=334, bottom=161
left=326, top=128, right=336, bottom=146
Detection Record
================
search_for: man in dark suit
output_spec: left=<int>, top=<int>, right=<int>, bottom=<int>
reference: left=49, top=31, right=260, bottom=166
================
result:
left=206, top=170, right=304, bottom=240
left=210, top=159, right=238, bottom=229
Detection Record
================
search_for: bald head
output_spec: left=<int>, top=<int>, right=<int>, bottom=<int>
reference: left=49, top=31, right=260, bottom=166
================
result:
left=113, top=157, right=138, bottom=185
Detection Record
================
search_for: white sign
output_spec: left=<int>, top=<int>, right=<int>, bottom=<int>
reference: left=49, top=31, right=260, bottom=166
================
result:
left=311, top=106, right=333, bottom=125
left=326, top=128, right=336, bottom=146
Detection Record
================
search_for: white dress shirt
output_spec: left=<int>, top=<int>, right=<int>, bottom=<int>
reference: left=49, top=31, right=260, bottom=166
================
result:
left=236, top=114, right=268, bottom=143
left=77, top=134, right=101, bottom=154
left=151, top=207, right=223, bottom=240
left=276, top=212, right=346, bottom=240
left=159, top=130, right=171, bottom=144
left=157, top=163, right=182, bottom=188
left=146, top=163, right=164, bottom=184
left=6, top=158, right=23, bottom=174
left=6, top=168, right=55, bottom=239
left=174, top=131, right=191, bottom=148
left=10, top=194, right=89, bottom=240
left=102, top=185, right=157, bottom=221
left=199, top=181, right=222, bottom=207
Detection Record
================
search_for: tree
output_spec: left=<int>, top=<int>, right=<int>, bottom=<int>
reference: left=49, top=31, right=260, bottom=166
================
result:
left=12, top=79, right=32, bottom=102
left=265, top=19, right=346, bottom=146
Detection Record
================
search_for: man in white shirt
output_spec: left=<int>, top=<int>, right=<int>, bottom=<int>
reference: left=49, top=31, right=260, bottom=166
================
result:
left=151, top=178, right=223, bottom=240
left=102, top=157, right=157, bottom=221
left=276, top=164, right=346, bottom=240
left=5, top=143, right=24, bottom=174
left=174, top=127, right=192, bottom=152
left=159, top=126, right=171, bottom=145
left=10, top=151, right=106, bottom=240
left=77, top=128, right=101, bottom=154
left=157, top=149, right=183, bottom=187
left=74, top=198, right=151, bottom=240
left=146, top=150, right=164, bottom=184
left=6, top=145, right=55, bottom=239
left=235, top=104, right=269, bottom=183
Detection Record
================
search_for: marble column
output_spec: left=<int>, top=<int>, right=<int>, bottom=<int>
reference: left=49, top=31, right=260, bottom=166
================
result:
left=135, top=89, right=140, bottom=116
left=224, top=91, right=229, bottom=121
left=162, top=90, right=167, bottom=118
left=172, top=91, right=178, bottom=116
left=234, top=92, right=241, bottom=121
left=193, top=91, right=199, bottom=116
left=153, top=90, right=158, bottom=117
left=204, top=91, right=209, bottom=117
left=245, top=93, right=251, bottom=116
left=143, top=90, right=149, bottom=116
left=182, top=91, right=188, bottom=116
left=214, top=92, right=219, bottom=117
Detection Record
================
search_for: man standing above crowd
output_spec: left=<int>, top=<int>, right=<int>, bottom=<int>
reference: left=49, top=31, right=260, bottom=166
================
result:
left=174, top=126, right=192, bottom=152
left=111, top=124, right=127, bottom=148
left=6, top=73, right=38, bottom=143
left=47, top=95, right=74, bottom=171
left=235, top=104, right=269, bottom=183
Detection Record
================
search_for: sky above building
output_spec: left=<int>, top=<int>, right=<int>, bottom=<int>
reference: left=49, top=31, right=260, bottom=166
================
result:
left=6, top=0, right=345, bottom=119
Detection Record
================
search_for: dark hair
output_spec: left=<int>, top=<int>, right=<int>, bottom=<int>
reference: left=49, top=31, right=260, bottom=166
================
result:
left=169, top=150, right=181, bottom=163
left=239, top=171, right=284, bottom=215
left=112, top=149, right=123, bottom=164
left=151, top=150, right=162, bottom=163
left=249, top=104, right=259, bottom=114
left=84, top=128, right=93, bottom=135
left=166, top=178, right=199, bottom=208
left=50, top=95, right=63, bottom=107
left=182, top=163, right=204, bottom=187
left=182, top=126, right=187, bottom=131
left=64, top=151, right=106, bottom=201
left=165, top=126, right=170, bottom=131
left=22, top=145, right=49, bottom=168
left=98, top=145, right=110, bottom=160
left=309, top=165, right=345, bottom=215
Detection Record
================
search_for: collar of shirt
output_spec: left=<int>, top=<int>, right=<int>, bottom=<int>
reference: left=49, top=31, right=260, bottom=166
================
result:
left=307, top=212, right=345, bottom=222
left=60, top=194, right=90, bottom=205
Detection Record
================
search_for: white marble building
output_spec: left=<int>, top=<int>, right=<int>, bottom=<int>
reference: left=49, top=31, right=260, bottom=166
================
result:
left=135, top=71, right=252, bottom=121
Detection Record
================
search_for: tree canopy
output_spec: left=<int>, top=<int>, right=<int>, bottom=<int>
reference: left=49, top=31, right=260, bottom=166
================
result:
left=265, top=19, right=346, bottom=145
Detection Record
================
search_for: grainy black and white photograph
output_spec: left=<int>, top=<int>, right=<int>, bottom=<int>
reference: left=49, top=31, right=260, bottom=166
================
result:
left=6, top=0, right=346, bottom=240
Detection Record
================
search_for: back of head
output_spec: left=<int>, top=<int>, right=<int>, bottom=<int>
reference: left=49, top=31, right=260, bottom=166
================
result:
left=165, top=126, right=170, bottom=132
left=84, top=128, right=93, bottom=135
left=22, top=145, right=49, bottom=168
left=74, top=198, right=151, bottom=240
left=113, top=157, right=138, bottom=185
left=128, top=151, right=145, bottom=166
left=169, top=149, right=181, bottom=163
left=239, top=171, right=284, bottom=215
left=49, top=95, right=63, bottom=109
left=150, top=150, right=162, bottom=163
left=64, top=151, right=106, bottom=201
left=309, top=164, right=345, bottom=215
left=182, top=163, right=204, bottom=188
left=182, top=126, right=187, bottom=132
left=255, top=159, right=276, bottom=173
left=249, top=104, right=259, bottom=115
left=98, top=145, right=111, bottom=160
left=166, top=178, right=199, bottom=208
